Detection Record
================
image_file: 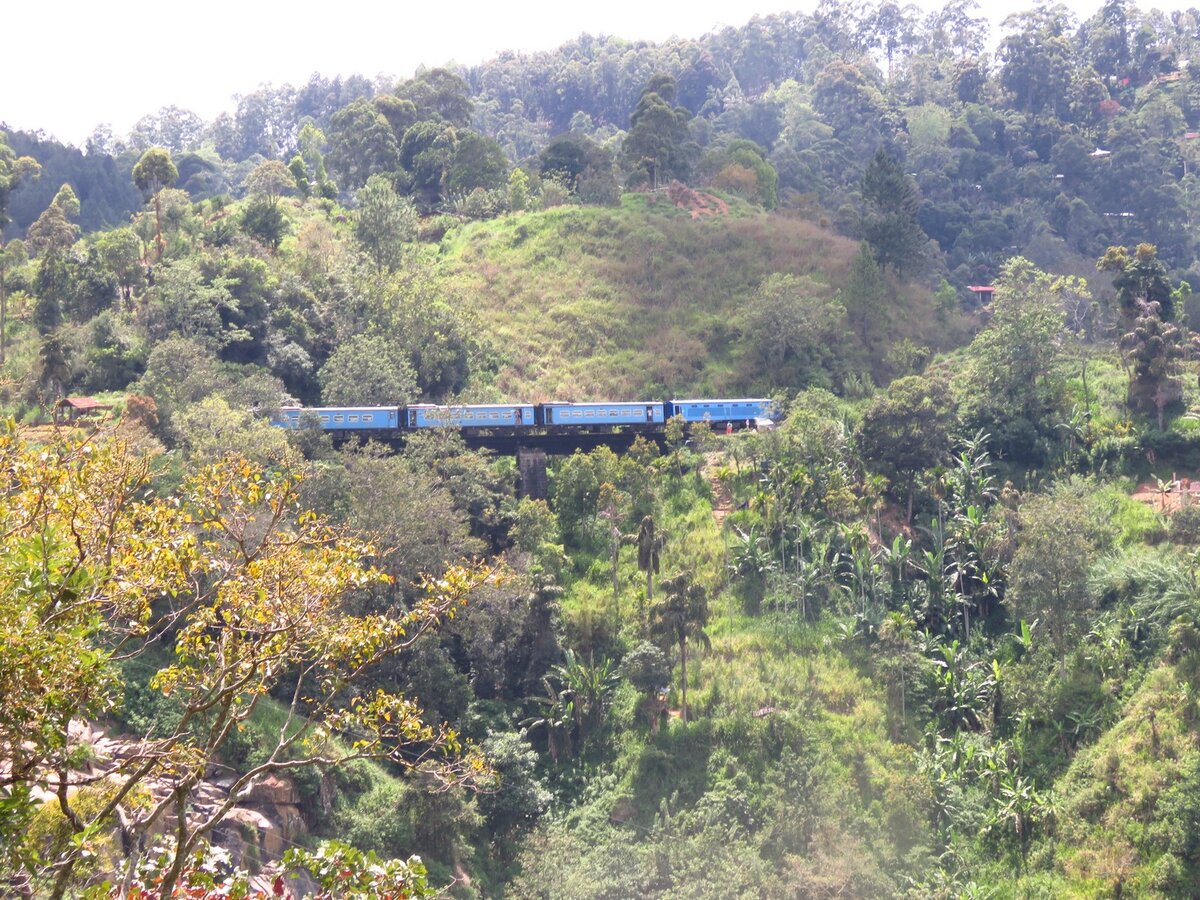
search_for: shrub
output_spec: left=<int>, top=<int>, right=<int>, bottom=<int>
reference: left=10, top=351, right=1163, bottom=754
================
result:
left=1170, top=504, right=1200, bottom=543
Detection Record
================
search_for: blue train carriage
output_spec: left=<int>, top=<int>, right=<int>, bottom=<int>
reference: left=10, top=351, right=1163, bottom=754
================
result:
left=540, top=401, right=666, bottom=430
left=666, top=398, right=777, bottom=429
left=270, top=406, right=400, bottom=431
left=406, top=403, right=537, bottom=429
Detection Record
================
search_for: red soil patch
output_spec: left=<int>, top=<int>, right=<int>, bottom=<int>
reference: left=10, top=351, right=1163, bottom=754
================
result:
left=664, top=182, right=730, bottom=218
left=1132, top=476, right=1200, bottom=513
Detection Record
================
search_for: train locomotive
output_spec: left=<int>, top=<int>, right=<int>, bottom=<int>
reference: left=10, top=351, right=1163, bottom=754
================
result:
left=270, top=398, right=775, bottom=435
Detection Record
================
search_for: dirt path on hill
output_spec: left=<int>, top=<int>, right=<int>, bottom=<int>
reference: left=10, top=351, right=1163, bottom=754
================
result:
left=703, top=453, right=734, bottom=526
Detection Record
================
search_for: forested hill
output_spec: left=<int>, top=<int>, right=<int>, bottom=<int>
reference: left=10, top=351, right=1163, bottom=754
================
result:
left=7, top=0, right=1200, bottom=290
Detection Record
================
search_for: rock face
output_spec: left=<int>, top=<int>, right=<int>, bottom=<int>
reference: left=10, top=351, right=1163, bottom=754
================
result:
left=53, top=720, right=309, bottom=871
left=248, top=774, right=301, bottom=807
left=244, top=774, right=306, bottom=861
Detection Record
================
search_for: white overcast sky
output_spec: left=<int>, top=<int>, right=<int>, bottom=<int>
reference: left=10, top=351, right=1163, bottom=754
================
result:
left=5, top=0, right=1198, bottom=146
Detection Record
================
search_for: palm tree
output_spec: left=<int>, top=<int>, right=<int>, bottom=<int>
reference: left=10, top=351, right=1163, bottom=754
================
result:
left=878, top=611, right=916, bottom=732
left=636, top=514, right=666, bottom=603
left=650, top=571, right=710, bottom=723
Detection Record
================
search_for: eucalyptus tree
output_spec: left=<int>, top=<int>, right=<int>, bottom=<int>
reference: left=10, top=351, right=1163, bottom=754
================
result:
left=0, top=132, right=40, bottom=362
left=132, top=147, right=178, bottom=262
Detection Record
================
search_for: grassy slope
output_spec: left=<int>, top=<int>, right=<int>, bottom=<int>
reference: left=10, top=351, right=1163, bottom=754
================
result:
left=1031, top=640, right=1200, bottom=897
left=510, top=464, right=930, bottom=897
left=435, top=195, right=966, bottom=401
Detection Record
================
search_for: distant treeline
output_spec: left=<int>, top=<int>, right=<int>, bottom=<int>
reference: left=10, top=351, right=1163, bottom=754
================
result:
left=7, top=0, right=1200, bottom=285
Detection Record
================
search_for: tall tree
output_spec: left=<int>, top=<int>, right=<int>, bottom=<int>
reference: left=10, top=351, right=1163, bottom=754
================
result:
left=1008, top=482, right=1113, bottom=672
left=861, top=147, right=926, bottom=275
left=840, top=242, right=889, bottom=360
left=961, top=257, right=1070, bottom=462
left=395, top=67, right=475, bottom=127
left=132, top=147, right=178, bottom=262
left=0, top=132, right=40, bottom=363
left=924, top=0, right=988, bottom=59
left=326, top=99, right=402, bottom=192
left=857, top=374, right=955, bottom=524
left=649, top=571, right=710, bottom=723
left=622, top=75, right=697, bottom=189
left=243, top=159, right=294, bottom=211
left=25, top=184, right=81, bottom=258
left=861, top=1, right=921, bottom=79
left=354, top=174, right=417, bottom=271
left=998, top=6, right=1076, bottom=116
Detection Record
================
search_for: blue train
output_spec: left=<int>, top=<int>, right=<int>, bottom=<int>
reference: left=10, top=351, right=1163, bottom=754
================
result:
left=270, top=399, right=775, bottom=435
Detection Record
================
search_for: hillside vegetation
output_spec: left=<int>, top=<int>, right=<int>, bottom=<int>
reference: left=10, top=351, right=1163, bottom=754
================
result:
left=436, top=199, right=966, bottom=399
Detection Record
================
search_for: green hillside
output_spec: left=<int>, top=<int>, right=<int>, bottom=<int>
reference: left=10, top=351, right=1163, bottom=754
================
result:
left=436, top=197, right=968, bottom=400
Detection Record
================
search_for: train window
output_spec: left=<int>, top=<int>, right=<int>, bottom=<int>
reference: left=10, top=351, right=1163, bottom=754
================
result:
left=491, top=411, right=499, bottom=419
left=333, top=415, right=344, bottom=423
left=320, top=415, right=329, bottom=423
left=348, top=415, right=359, bottom=423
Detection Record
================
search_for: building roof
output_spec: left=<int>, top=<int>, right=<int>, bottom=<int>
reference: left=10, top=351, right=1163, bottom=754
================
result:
left=57, top=397, right=111, bottom=410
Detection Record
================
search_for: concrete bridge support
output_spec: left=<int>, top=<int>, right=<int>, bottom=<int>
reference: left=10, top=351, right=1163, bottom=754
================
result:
left=517, top=448, right=549, bottom=500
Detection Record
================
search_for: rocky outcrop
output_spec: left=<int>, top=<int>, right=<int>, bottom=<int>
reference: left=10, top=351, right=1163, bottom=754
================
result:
left=51, top=721, right=309, bottom=870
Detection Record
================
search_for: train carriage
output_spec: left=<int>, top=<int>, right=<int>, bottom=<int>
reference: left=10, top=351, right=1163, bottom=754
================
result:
left=270, top=406, right=400, bottom=431
left=540, top=401, right=665, bottom=428
left=406, top=403, right=536, bottom=429
left=666, top=398, right=775, bottom=425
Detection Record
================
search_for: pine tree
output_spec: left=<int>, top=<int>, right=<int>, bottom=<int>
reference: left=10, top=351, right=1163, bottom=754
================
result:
left=861, top=147, right=926, bottom=275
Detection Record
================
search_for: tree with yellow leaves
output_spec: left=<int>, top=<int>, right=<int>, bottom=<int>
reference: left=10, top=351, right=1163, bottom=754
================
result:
left=0, top=423, right=490, bottom=898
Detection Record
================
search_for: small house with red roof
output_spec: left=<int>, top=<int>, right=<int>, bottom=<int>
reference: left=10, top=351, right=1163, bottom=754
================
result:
left=54, top=396, right=113, bottom=424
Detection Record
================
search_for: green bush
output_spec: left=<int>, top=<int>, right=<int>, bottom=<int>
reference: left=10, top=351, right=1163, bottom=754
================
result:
left=1170, top=504, right=1200, bottom=543
left=330, top=779, right=414, bottom=858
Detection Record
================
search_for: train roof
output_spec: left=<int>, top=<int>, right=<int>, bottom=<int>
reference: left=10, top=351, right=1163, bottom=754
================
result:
left=669, top=398, right=774, bottom=404
left=407, top=402, right=534, bottom=409
left=277, top=406, right=399, bottom=412
left=541, top=400, right=662, bottom=406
